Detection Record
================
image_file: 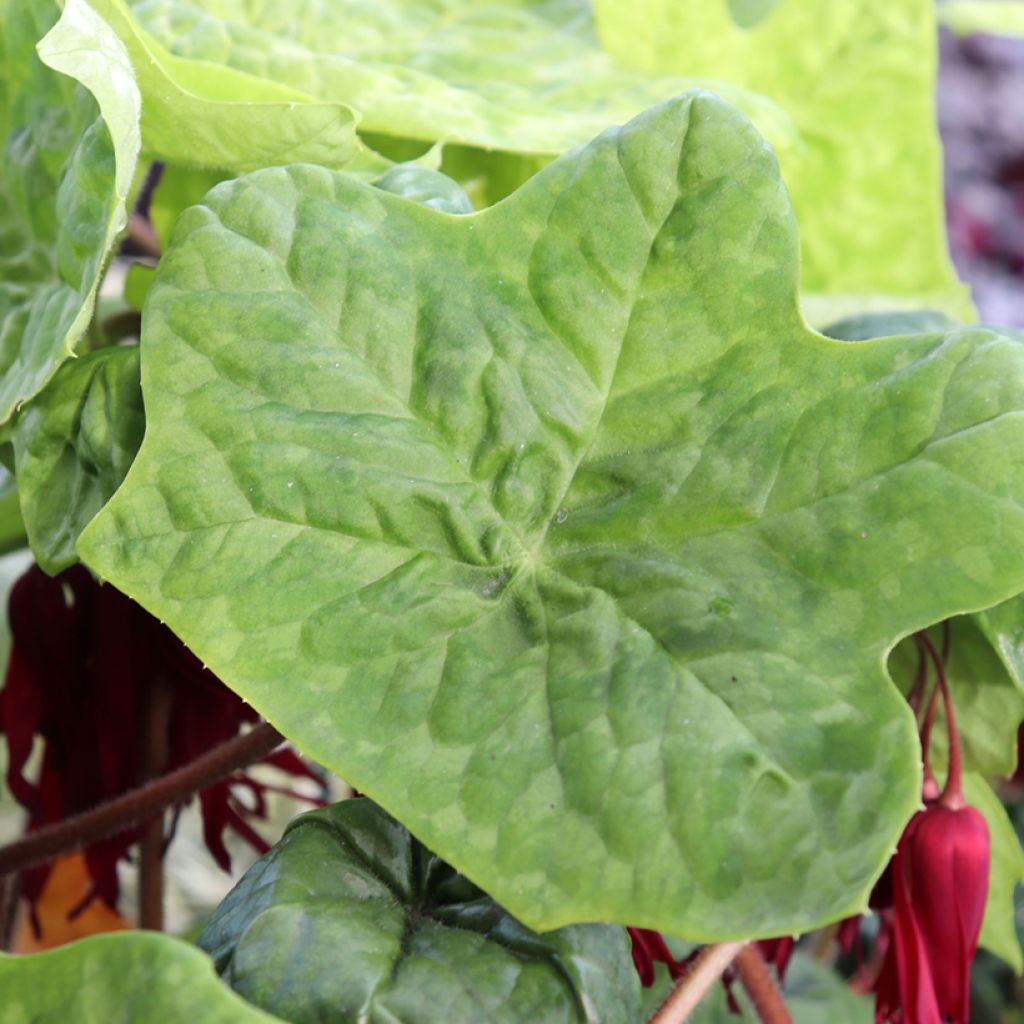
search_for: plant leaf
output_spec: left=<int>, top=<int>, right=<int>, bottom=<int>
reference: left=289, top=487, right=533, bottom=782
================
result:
left=78, top=94, right=1024, bottom=938
left=85, top=0, right=360, bottom=172
left=126, top=0, right=795, bottom=159
left=964, top=772, right=1024, bottom=972
left=0, top=0, right=141, bottom=423
left=198, top=798, right=640, bottom=1024
left=592, top=0, right=971, bottom=318
left=0, top=932, right=281, bottom=1022
left=2, top=346, right=142, bottom=574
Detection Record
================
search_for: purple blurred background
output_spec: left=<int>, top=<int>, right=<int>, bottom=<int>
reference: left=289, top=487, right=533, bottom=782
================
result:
left=939, top=29, right=1024, bottom=326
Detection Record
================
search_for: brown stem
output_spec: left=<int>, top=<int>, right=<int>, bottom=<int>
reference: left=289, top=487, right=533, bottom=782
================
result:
left=0, top=871, right=20, bottom=951
left=0, top=722, right=285, bottom=880
left=137, top=677, right=173, bottom=931
left=648, top=942, right=745, bottom=1024
left=734, top=944, right=794, bottom=1024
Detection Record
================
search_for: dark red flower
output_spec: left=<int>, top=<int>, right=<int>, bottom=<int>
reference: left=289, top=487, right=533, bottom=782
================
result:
left=626, top=927, right=687, bottom=987
left=0, top=564, right=321, bottom=931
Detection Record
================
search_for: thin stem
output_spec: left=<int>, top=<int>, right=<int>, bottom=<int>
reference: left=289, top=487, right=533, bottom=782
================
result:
left=906, top=641, right=928, bottom=714
left=917, top=632, right=964, bottom=809
left=648, top=942, right=745, bottom=1024
left=734, top=944, right=794, bottom=1024
left=138, top=677, right=173, bottom=931
left=0, top=722, right=285, bottom=880
left=0, top=871, right=20, bottom=951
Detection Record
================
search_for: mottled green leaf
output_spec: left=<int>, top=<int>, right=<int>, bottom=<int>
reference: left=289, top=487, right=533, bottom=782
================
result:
left=888, top=619, right=1024, bottom=778
left=938, top=0, right=1024, bottom=36
left=79, top=95, right=1024, bottom=939
left=0, top=932, right=280, bottom=1023
left=199, top=799, right=639, bottom=1024
left=86, top=0, right=359, bottom=171
left=0, top=466, right=26, bottom=555
left=0, top=0, right=141, bottom=422
left=592, top=0, right=971, bottom=317
left=126, top=0, right=794, bottom=160
left=822, top=310, right=960, bottom=344
left=3, top=346, right=142, bottom=574
left=976, top=596, right=1024, bottom=692
left=964, top=773, right=1024, bottom=972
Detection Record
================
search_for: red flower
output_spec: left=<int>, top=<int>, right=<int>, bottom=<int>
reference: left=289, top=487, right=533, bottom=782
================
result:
left=627, top=927, right=687, bottom=987
left=0, top=564, right=321, bottom=931
left=874, top=804, right=989, bottom=1024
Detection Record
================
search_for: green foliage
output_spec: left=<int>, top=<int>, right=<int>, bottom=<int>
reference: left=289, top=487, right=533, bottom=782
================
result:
left=0, top=931, right=279, bottom=1022
left=126, top=0, right=794, bottom=162
left=79, top=94, right=1024, bottom=940
left=0, top=0, right=141, bottom=422
left=938, top=0, right=1024, bottom=36
left=1, top=346, right=142, bottom=573
left=592, top=0, right=970, bottom=318
left=199, top=798, right=640, bottom=1024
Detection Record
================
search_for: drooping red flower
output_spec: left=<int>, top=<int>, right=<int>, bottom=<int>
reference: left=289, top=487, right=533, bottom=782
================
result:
left=0, top=563, right=321, bottom=930
left=870, top=630, right=990, bottom=1024
left=626, top=927, right=687, bottom=987
left=874, top=804, right=990, bottom=1024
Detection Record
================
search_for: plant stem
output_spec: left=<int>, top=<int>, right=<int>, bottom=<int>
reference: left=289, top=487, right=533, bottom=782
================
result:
left=0, top=722, right=284, bottom=880
left=138, top=677, right=173, bottom=931
left=917, top=632, right=964, bottom=808
left=0, top=871, right=20, bottom=951
left=734, top=944, right=794, bottom=1024
left=648, top=942, right=745, bottom=1024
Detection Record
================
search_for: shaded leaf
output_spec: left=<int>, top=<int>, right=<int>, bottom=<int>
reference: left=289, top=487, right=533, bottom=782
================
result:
left=79, top=95, right=1024, bottom=939
left=0, top=0, right=141, bottom=422
left=199, top=798, right=640, bottom=1024
left=3, top=346, right=142, bottom=574
left=0, top=931, right=280, bottom=1022
left=592, top=0, right=971, bottom=317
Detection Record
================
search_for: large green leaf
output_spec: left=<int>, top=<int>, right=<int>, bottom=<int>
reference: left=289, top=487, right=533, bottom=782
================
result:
left=592, top=0, right=971, bottom=319
left=964, top=773, right=1024, bottom=972
left=0, top=0, right=141, bottom=423
left=85, top=0, right=359, bottom=172
left=0, top=932, right=280, bottom=1022
left=125, top=0, right=794, bottom=161
left=199, top=798, right=639, bottom=1024
left=78, top=95, right=1024, bottom=939
left=1, top=345, right=143, bottom=574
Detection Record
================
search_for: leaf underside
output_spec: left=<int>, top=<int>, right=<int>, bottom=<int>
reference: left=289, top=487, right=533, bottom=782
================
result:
left=79, top=94, right=1024, bottom=938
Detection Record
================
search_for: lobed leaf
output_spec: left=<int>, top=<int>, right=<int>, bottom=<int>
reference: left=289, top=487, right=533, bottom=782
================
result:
left=0, top=931, right=280, bottom=1022
left=199, top=798, right=640, bottom=1024
left=0, top=0, right=141, bottom=422
left=79, top=95, right=1024, bottom=938
left=592, top=0, right=972, bottom=318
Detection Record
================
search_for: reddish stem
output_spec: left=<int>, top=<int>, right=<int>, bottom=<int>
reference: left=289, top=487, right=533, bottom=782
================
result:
left=916, top=633, right=964, bottom=808
left=138, top=677, right=173, bottom=931
left=0, top=722, right=285, bottom=879
left=734, top=944, right=794, bottom=1024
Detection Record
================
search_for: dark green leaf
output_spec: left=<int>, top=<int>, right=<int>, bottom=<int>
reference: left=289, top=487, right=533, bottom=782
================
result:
left=198, top=799, right=640, bottom=1024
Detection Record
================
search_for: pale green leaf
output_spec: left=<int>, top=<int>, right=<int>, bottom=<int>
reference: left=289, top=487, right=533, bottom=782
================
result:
left=0, top=932, right=281, bottom=1023
left=0, top=0, right=141, bottom=422
left=126, top=0, right=795, bottom=160
left=726, top=0, right=785, bottom=30
left=976, top=596, right=1024, bottom=692
left=0, top=465, right=26, bottom=555
left=79, top=95, right=1024, bottom=939
left=938, top=0, right=1024, bottom=36
left=2, top=345, right=142, bottom=574
left=592, top=0, right=972, bottom=318
left=199, top=798, right=640, bottom=1024
left=85, top=0, right=359, bottom=171
left=964, top=773, right=1024, bottom=972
